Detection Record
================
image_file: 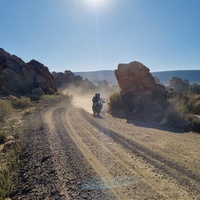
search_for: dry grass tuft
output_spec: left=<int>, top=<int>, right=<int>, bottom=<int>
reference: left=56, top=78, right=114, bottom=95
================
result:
left=0, top=100, right=11, bottom=122
left=11, top=97, right=33, bottom=109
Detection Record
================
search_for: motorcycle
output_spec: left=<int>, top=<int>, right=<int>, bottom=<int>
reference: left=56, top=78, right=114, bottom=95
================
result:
left=93, top=98, right=105, bottom=116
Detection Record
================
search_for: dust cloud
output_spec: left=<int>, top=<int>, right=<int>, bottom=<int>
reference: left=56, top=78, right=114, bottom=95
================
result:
left=62, top=83, right=117, bottom=114
left=72, top=94, right=93, bottom=113
left=63, top=86, right=96, bottom=114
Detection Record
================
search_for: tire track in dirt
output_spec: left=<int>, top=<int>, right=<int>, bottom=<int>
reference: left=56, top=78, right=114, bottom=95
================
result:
left=43, top=106, right=116, bottom=200
left=65, top=107, right=170, bottom=199
left=65, top=107, right=197, bottom=199
left=62, top=108, right=126, bottom=199
left=100, top=113, right=200, bottom=168
left=43, top=106, right=71, bottom=199
left=12, top=107, right=66, bottom=200
left=79, top=108, right=200, bottom=197
left=14, top=104, right=199, bottom=199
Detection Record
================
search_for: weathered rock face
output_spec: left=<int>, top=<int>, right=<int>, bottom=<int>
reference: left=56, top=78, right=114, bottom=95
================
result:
left=0, top=48, right=57, bottom=96
left=52, top=70, right=96, bottom=92
left=52, top=70, right=83, bottom=88
left=189, top=83, right=200, bottom=94
left=113, top=61, right=169, bottom=122
left=115, top=61, right=157, bottom=96
left=169, top=77, right=190, bottom=94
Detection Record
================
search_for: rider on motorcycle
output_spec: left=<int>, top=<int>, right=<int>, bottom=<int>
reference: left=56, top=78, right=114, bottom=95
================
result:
left=92, top=93, right=105, bottom=116
left=92, top=93, right=100, bottom=111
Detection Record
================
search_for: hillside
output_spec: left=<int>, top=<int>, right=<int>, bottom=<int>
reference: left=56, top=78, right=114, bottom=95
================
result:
left=75, top=70, right=200, bottom=85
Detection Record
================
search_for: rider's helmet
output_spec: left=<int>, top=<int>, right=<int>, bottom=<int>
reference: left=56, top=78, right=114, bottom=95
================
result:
left=95, top=93, right=100, bottom=98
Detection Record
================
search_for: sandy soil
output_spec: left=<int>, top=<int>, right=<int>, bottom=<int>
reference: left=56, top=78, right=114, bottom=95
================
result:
left=11, top=103, right=200, bottom=200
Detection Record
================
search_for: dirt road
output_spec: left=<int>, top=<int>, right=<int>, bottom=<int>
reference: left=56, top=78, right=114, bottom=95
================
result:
left=12, top=104, right=200, bottom=199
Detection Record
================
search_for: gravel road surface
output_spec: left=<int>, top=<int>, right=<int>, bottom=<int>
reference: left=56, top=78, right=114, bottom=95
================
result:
left=12, top=104, right=200, bottom=199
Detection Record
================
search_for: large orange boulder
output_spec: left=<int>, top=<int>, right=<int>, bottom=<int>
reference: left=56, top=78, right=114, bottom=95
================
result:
left=115, top=61, right=157, bottom=96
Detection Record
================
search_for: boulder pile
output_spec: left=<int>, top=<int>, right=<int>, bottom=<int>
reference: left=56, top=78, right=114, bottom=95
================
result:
left=169, top=77, right=190, bottom=94
left=0, top=48, right=57, bottom=96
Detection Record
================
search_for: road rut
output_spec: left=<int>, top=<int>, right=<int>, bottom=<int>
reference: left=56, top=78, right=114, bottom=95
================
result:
left=12, top=105, right=200, bottom=199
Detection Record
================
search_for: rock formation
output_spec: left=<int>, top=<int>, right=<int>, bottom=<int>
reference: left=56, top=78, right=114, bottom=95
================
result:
left=52, top=70, right=97, bottom=94
left=169, top=77, right=190, bottom=94
left=114, top=61, right=157, bottom=97
left=113, top=61, right=170, bottom=122
left=189, top=83, right=200, bottom=94
left=0, top=48, right=57, bottom=96
left=52, top=70, right=84, bottom=88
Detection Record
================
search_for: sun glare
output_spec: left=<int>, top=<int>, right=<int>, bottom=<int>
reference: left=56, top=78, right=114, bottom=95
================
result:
left=89, top=0, right=103, bottom=4
left=85, top=0, right=110, bottom=9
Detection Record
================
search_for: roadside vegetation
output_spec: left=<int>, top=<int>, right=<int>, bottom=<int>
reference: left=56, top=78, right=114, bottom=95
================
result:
left=168, top=93, right=200, bottom=132
left=108, top=91, right=200, bottom=133
left=0, top=128, right=26, bottom=200
left=41, top=92, right=72, bottom=105
left=0, top=91, right=72, bottom=199
left=11, top=97, right=33, bottom=109
left=0, top=97, right=31, bottom=199
left=108, top=92, right=122, bottom=110
left=0, top=99, right=11, bottom=122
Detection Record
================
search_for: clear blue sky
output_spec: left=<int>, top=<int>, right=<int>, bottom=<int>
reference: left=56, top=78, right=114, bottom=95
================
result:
left=0, top=0, right=200, bottom=73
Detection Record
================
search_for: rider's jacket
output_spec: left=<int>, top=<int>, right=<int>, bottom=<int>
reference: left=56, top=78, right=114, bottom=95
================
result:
left=92, top=96, right=100, bottom=103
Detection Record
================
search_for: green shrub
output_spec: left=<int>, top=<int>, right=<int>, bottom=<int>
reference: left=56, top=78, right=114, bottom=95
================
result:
left=167, top=93, right=200, bottom=132
left=108, top=92, right=122, bottom=110
left=187, top=94, right=200, bottom=114
left=0, top=147, right=19, bottom=199
left=184, top=115, right=200, bottom=132
left=41, top=93, right=72, bottom=105
left=165, top=108, right=181, bottom=122
left=0, top=100, right=11, bottom=122
left=0, top=169, right=13, bottom=200
left=169, top=94, right=200, bottom=116
left=0, top=131, right=6, bottom=144
left=11, top=97, right=32, bottom=109
left=174, top=102, right=188, bottom=117
left=109, top=91, right=174, bottom=121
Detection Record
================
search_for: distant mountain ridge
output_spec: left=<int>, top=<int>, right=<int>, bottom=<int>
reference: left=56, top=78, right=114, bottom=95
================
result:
left=152, top=70, right=200, bottom=85
left=75, top=70, right=200, bottom=85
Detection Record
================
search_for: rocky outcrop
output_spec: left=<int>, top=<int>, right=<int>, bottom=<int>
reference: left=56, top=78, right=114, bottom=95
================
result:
left=52, top=70, right=96, bottom=91
left=113, top=61, right=169, bottom=122
left=169, top=77, right=190, bottom=94
left=154, top=76, right=161, bottom=84
left=189, top=83, right=200, bottom=94
left=0, top=48, right=57, bottom=96
left=52, top=71, right=119, bottom=97
left=52, top=70, right=83, bottom=88
left=114, top=61, right=157, bottom=96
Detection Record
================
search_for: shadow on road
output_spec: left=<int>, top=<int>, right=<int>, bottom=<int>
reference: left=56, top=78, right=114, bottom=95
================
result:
left=110, top=109, right=189, bottom=134
left=126, top=119, right=189, bottom=134
left=92, top=115, right=106, bottom=120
